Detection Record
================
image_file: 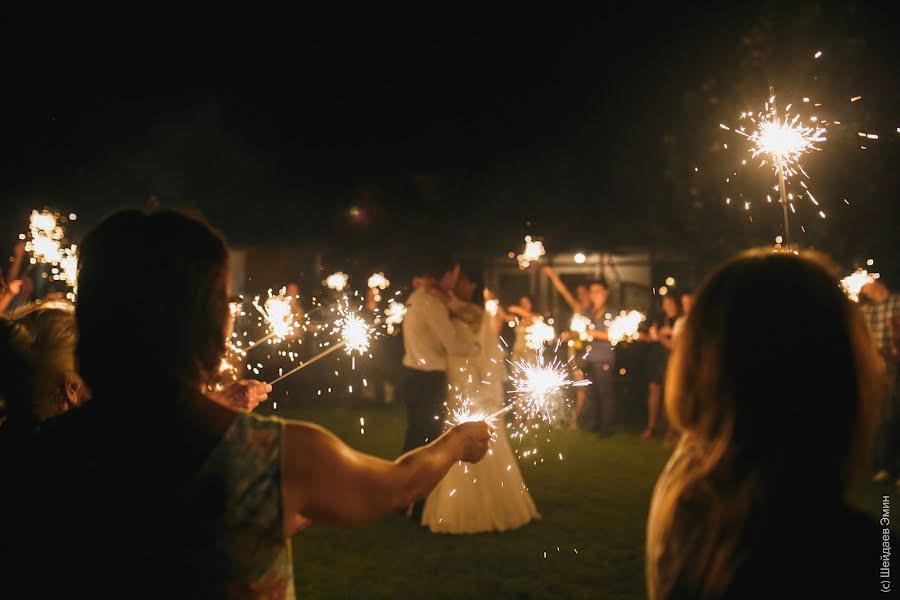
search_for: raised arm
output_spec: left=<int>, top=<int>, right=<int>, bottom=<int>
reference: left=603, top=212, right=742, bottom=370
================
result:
left=542, top=266, right=581, bottom=313
left=282, top=420, right=492, bottom=530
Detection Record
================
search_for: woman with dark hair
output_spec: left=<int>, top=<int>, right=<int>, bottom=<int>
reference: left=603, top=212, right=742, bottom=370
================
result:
left=16, top=210, right=491, bottom=599
left=646, top=249, right=884, bottom=599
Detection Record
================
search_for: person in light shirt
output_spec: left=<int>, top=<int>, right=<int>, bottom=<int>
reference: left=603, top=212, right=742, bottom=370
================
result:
left=401, top=257, right=480, bottom=520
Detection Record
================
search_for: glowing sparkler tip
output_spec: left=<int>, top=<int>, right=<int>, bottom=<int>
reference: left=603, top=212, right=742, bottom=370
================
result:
left=840, top=269, right=879, bottom=302
left=516, top=236, right=546, bottom=269
left=325, top=272, right=349, bottom=291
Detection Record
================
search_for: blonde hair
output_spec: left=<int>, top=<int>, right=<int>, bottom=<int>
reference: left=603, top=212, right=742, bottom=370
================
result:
left=1, top=303, right=83, bottom=422
left=647, top=249, right=883, bottom=598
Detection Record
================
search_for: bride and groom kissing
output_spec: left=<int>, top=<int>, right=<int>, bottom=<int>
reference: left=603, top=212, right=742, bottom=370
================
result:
left=400, top=257, right=539, bottom=533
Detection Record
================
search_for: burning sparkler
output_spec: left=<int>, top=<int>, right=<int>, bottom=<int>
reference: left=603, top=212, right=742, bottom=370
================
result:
left=325, top=272, right=349, bottom=292
left=490, top=348, right=590, bottom=422
left=485, top=299, right=499, bottom=317
left=525, top=317, right=556, bottom=350
left=269, top=299, right=375, bottom=385
left=516, top=235, right=546, bottom=269
left=384, top=300, right=407, bottom=334
left=606, top=310, right=644, bottom=346
left=332, top=305, right=372, bottom=356
left=367, top=272, right=390, bottom=290
left=569, top=314, right=592, bottom=341
left=840, top=268, right=880, bottom=303
left=251, top=288, right=298, bottom=345
left=721, top=90, right=827, bottom=247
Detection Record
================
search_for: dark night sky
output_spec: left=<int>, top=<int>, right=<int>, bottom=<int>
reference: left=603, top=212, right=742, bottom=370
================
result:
left=1, top=3, right=898, bottom=276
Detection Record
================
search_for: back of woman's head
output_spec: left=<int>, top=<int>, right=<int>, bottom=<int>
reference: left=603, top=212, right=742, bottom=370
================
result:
left=0, top=303, right=79, bottom=424
left=649, top=249, right=883, bottom=598
left=76, top=210, right=230, bottom=397
left=666, top=248, right=882, bottom=489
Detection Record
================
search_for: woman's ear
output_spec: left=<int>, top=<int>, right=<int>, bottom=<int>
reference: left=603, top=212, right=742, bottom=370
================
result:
left=63, top=373, right=86, bottom=408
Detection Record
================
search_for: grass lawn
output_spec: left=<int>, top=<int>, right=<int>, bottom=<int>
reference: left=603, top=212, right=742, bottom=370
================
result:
left=271, top=403, right=893, bottom=599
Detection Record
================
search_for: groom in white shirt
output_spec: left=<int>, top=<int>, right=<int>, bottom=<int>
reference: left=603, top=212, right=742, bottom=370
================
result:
left=401, top=257, right=479, bottom=520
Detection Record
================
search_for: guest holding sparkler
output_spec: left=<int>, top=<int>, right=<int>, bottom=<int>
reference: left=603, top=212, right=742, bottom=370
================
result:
left=647, top=249, right=883, bottom=599
left=12, top=210, right=492, bottom=599
left=542, top=266, right=592, bottom=429
left=859, top=279, right=900, bottom=485
left=581, top=280, right=617, bottom=435
left=400, top=256, right=480, bottom=521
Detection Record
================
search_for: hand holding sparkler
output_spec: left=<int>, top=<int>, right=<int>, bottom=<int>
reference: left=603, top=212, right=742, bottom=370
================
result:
left=448, top=421, right=495, bottom=463
left=207, top=379, right=272, bottom=412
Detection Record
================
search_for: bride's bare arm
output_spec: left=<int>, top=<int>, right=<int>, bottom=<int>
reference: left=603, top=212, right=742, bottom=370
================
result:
left=281, top=420, right=492, bottom=531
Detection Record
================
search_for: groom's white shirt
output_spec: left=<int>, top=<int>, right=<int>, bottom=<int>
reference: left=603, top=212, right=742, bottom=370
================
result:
left=402, top=288, right=478, bottom=372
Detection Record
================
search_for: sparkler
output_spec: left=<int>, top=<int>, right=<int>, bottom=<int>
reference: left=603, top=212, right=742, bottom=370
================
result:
left=26, top=210, right=64, bottom=264
left=606, top=310, right=644, bottom=346
left=840, top=268, right=879, bottom=303
left=569, top=314, right=591, bottom=341
left=516, top=235, right=546, bottom=269
left=367, top=272, right=390, bottom=290
left=22, top=209, right=79, bottom=296
left=489, top=348, right=590, bottom=422
left=269, top=299, right=374, bottom=385
left=251, top=288, right=297, bottom=346
left=449, top=405, right=493, bottom=425
left=325, top=272, right=349, bottom=292
left=524, top=317, right=555, bottom=350
left=485, top=299, right=499, bottom=317
left=384, top=300, right=406, bottom=334
left=721, top=88, right=826, bottom=248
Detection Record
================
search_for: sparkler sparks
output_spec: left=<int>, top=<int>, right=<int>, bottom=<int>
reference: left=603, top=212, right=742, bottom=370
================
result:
left=269, top=298, right=376, bottom=386
left=721, top=92, right=827, bottom=244
left=367, top=272, right=390, bottom=290
left=252, top=288, right=297, bottom=342
left=743, top=111, right=826, bottom=177
left=26, top=210, right=65, bottom=264
left=485, top=299, right=499, bottom=317
left=516, top=235, right=546, bottom=269
left=524, top=317, right=556, bottom=350
left=840, top=268, right=880, bottom=302
left=325, top=272, right=349, bottom=291
left=334, top=306, right=372, bottom=356
left=496, top=349, right=590, bottom=422
left=384, top=300, right=406, bottom=334
left=606, top=310, right=644, bottom=346
left=569, top=314, right=592, bottom=341
left=23, top=209, right=79, bottom=296
left=450, top=406, right=493, bottom=425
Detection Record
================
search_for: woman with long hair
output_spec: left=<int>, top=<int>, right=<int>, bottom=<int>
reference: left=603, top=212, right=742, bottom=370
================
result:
left=14, top=209, right=491, bottom=599
left=646, top=249, right=884, bottom=598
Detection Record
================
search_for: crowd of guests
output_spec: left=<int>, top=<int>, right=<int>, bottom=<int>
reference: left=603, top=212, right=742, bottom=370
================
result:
left=1, top=207, right=897, bottom=597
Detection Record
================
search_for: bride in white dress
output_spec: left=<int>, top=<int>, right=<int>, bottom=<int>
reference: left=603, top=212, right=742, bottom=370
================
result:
left=421, top=274, right=540, bottom=533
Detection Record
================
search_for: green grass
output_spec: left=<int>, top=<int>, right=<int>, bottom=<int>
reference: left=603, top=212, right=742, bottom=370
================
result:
left=272, top=404, right=894, bottom=598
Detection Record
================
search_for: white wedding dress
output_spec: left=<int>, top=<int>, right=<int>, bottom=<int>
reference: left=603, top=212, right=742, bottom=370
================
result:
left=421, top=307, right=540, bottom=533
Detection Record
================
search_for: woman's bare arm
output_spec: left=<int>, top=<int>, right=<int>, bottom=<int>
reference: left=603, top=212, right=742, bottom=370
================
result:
left=281, top=420, right=491, bottom=531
